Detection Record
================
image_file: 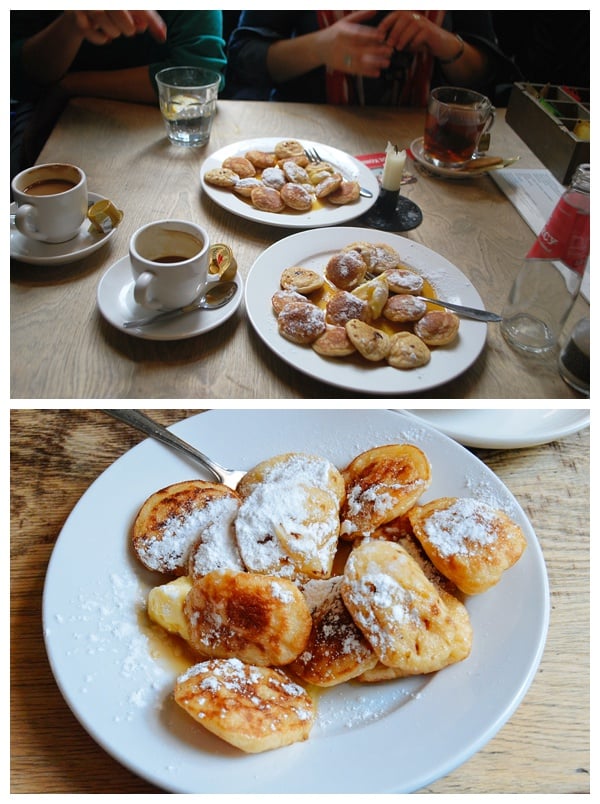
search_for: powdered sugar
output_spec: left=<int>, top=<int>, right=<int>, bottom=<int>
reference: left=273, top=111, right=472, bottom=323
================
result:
left=140, top=495, right=241, bottom=574
left=235, top=454, right=341, bottom=579
left=422, top=498, right=504, bottom=556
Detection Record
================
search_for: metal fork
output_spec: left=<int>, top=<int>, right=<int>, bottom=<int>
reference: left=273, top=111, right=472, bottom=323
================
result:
left=305, top=147, right=373, bottom=198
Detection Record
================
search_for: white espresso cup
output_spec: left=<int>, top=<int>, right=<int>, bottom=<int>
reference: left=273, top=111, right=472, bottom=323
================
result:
left=11, top=163, right=88, bottom=243
left=129, top=219, right=217, bottom=311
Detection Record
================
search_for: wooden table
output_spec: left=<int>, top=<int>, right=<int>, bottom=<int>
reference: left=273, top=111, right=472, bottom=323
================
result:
left=10, top=409, right=589, bottom=794
left=10, top=99, right=588, bottom=399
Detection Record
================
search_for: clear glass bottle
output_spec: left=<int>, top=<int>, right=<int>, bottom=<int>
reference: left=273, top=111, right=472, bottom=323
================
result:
left=501, top=164, right=590, bottom=353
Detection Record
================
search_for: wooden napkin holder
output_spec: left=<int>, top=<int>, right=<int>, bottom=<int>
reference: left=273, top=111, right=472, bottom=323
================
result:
left=506, top=82, right=590, bottom=184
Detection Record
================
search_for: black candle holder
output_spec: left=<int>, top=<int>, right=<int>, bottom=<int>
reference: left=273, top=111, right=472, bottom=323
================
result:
left=362, top=187, right=422, bottom=232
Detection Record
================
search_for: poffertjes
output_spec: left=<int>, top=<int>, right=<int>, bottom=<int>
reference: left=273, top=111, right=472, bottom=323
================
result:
left=288, top=577, right=378, bottom=686
left=183, top=568, right=312, bottom=665
left=340, top=540, right=472, bottom=674
left=136, top=442, right=527, bottom=757
left=174, top=657, right=315, bottom=753
left=408, top=497, right=527, bottom=594
left=132, top=480, right=242, bottom=576
left=235, top=452, right=344, bottom=581
left=340, top=444, right=431, bottom=539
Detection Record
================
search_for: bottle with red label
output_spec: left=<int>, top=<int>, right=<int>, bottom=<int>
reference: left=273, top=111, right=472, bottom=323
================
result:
left=501, top=163, right=590, bottom=353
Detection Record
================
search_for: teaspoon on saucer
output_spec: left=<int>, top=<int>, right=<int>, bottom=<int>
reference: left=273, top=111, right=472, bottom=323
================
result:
left=123, top=280, right=237, bottom=328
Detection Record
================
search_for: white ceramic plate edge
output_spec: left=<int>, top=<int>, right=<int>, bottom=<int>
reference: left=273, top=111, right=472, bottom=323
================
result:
left=403, top=408, right=590, bottom=448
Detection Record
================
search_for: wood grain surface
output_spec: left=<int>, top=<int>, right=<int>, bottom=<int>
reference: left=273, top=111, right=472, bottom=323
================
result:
left=10, top=99, right=588, bottom=399
left=10, top=409, right=590, bottom=794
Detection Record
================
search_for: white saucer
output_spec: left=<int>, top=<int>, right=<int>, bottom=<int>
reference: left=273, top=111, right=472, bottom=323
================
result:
left=410, top=137, right=493, bottom=180
left=402, top=409, right=590, bottom=448
left=10, top=192, right=117, bottom=265
left=96, top=256, right=244, bottom=340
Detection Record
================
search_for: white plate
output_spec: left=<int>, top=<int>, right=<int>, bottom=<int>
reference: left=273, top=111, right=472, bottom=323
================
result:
left=43, top=409, right=549, bottom=794
left=96, top=256, right=243, bottom=340
left=403, top=408, right=591, bottom=448
left=245, top=226, right=487, bottom=394
left=411, top=137, right=496, bottom=180
left=200, top=137, right=379, bottom=228
left=10, top=193, right=117, bottom=265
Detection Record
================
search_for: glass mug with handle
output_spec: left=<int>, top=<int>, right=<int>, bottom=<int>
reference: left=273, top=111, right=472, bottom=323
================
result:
left=423, top=86, right=495, bottom=169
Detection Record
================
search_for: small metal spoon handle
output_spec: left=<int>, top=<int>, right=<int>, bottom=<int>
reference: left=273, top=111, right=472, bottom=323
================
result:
left=418, top=296, right=502, bottom=322
left=122, top=282, right=236, bottom=329
left=103, top=409, right=245, bottom=488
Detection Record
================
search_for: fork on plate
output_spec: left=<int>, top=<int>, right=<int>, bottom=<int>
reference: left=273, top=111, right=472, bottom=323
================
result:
left=304, top=147, right=373, bottom=198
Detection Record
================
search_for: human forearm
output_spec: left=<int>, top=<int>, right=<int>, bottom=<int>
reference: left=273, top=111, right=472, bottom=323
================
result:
left=60, top=65, right=157, bottom=104
left=21, top=12, right=86, bottom=85
left=266, top=30, right=327, bottom=83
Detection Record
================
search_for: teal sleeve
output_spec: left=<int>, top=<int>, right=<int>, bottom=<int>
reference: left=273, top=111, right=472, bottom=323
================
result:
left=148, top=11, right=227, bottom=92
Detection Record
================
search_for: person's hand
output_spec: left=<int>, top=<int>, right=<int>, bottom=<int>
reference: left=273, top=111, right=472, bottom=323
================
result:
left=377, top=11, right=454, bottom=61
left=71, top=10, right=167, bottom=45
left=322, top=10, right=394, bottom=77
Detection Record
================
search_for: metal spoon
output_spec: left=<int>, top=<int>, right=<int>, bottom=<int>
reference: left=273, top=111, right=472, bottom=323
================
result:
left=123, top=281, right=237, bottom=329
left=103, top=409, right=246, bottom=489
left=417, top=295, right=502, bottom=322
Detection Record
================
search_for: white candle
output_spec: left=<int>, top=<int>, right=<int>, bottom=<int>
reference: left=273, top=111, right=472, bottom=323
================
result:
left=381, top=142, right=406, bottom=191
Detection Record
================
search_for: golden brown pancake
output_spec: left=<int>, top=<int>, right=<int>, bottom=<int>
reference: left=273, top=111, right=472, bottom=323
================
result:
left=174, top=657, right=315, bottom=753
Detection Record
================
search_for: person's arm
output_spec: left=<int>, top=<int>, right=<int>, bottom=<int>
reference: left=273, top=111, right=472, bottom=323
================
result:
left=59, top=64, right=158, bottom=103
left=20, top=11, right=166, bottom=86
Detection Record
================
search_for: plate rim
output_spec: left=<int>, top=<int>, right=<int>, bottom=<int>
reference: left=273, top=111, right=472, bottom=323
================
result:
left=244, top=226, right=488, bottom=394
left=403, top=408, right=591, bottom=448
left=200, top=136, right=379, bottom=229
left=42, top=409, right=550, bottom=794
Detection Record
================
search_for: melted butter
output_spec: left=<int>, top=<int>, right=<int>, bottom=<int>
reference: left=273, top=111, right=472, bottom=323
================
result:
left=137, top=605, right=199, bottom=675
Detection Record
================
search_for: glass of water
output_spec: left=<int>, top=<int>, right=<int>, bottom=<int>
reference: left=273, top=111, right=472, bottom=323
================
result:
left=156, top=67, right=221, bottom=147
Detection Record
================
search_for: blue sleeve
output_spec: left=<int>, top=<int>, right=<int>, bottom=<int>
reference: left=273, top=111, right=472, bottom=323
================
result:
left=226, top=12, right=318, bottom=96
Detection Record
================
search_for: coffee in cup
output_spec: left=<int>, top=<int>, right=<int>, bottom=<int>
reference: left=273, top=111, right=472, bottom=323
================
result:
left=423, top=87, right=495, bottom=169
left=11, top=163, right=88, bottom=243
left=129, top=219, right=218, bottom=310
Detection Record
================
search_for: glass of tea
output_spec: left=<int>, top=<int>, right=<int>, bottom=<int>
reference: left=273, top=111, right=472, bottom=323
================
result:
left=423, top=87, right=495, bottom=169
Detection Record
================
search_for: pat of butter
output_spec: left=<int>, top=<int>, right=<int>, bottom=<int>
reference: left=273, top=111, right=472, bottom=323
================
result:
left=147, top=575, right=193, bottom=641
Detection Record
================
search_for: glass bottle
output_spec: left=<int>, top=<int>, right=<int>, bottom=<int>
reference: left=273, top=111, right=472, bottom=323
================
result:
left=558, top=317, right=590, bottom=395
left=501, top=164, right=590, bottom=353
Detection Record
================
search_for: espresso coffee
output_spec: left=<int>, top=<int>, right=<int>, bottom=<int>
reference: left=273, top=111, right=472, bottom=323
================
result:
left=153, top=255, right=190, bottom=263
left=23, top=178, right=77, bottom=196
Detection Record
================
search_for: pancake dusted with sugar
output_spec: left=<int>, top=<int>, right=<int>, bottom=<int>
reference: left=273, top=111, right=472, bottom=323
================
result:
left=340, top=539, right=472, bottom=675
left=183, top=568, right=312, bottom=666
left=174, top=657, right=315, bottom=753
left=340, top=444, right=431, bottom=539
left=235, top=452, right=345, bottom=581
left=288, top=577, right=378, bottom=686
left=132, top=480, right=242, bottom=576
left=408, top=497, right=527, bottom=594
